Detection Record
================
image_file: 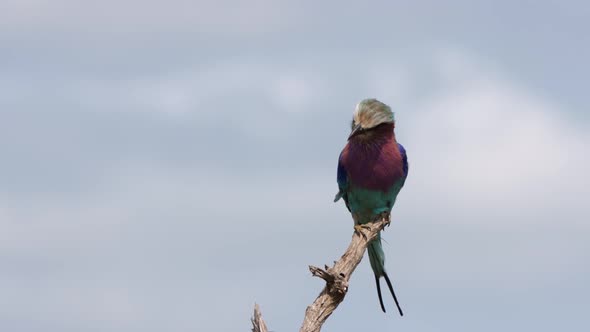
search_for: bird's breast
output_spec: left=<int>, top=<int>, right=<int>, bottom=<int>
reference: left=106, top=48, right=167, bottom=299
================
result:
left=342, top=138, right=404, bottom=192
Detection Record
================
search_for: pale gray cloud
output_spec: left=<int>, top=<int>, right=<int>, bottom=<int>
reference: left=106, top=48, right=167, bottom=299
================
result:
left=1, top=0, right=298, bottom=39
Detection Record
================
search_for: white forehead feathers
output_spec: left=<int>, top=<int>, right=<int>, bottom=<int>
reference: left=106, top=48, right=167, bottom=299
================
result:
left=353, top=98, right=394, bottom=129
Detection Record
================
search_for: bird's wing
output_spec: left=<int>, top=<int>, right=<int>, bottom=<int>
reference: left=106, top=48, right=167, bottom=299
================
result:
left=398, top=142, right=409, bottom=181
left=334, top=152, right=351, bottom=211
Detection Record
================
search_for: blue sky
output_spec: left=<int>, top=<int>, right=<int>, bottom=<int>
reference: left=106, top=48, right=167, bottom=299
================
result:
left=1, top=1, right=589, bottom=331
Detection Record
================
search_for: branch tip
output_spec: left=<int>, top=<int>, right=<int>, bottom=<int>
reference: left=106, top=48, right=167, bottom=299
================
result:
left=251, top=303, right=268, bottom=332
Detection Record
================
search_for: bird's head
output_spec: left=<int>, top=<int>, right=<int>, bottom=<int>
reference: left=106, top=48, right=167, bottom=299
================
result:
left=349, top=98, right=394, bottom=140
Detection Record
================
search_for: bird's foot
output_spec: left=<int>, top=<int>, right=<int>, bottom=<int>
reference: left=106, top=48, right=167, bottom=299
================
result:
left=354, top=224, right=372, bottom=240
left=380, top=212, right=391, bottom=228
left=372, top=212, right=391, bottom=230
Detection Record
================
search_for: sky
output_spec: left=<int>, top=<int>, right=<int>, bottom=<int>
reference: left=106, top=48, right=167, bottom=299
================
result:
left=1, top=1, right=589, bottom=331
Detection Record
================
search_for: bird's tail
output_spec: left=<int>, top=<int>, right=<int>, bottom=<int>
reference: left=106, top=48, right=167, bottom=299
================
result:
left=367, top=234, right=403, bottom=316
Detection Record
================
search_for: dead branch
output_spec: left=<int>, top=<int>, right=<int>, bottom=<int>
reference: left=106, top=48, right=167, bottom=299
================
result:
left=251, top=303, right=268, bottom=332
left=299, top=214, right=390, bottom=332
left=250, top=213, right=390, bottom=332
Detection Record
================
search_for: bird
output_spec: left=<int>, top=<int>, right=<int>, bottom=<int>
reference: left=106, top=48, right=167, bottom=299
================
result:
left=334, top=98, right=409, bottom=315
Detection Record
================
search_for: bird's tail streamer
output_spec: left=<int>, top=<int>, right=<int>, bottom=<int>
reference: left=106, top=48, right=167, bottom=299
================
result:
left=368, top=234, right=403, bottom=316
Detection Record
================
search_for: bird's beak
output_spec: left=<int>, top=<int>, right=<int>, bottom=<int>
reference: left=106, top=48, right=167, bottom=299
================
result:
left=348, top=124, right=363, bottom=140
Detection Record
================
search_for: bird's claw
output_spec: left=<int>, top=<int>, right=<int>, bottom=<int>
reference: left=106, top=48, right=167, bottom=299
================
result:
left=376, top=212, right=391, bottom=229
left=354, top=224, right=372, bottom=240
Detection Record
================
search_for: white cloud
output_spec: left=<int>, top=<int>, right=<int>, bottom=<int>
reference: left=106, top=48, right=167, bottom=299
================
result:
left=79, top=62, right=322, bottom=116
left=398, top=50, right=590, bottom=226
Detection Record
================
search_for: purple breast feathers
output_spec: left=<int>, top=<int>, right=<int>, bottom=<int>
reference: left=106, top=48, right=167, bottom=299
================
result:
left=341, top=129, right=404, bottom=192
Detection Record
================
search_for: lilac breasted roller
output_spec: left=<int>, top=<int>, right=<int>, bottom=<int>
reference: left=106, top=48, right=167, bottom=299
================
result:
left=334, top=98, right=409, bottom=315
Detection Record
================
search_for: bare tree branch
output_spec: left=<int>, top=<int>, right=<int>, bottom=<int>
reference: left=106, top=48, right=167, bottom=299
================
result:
left=250, top=213, right=390, bottom=332
left=251, top=303, right=268, bottom=332
left=298, top=213, right=390, bottom=332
